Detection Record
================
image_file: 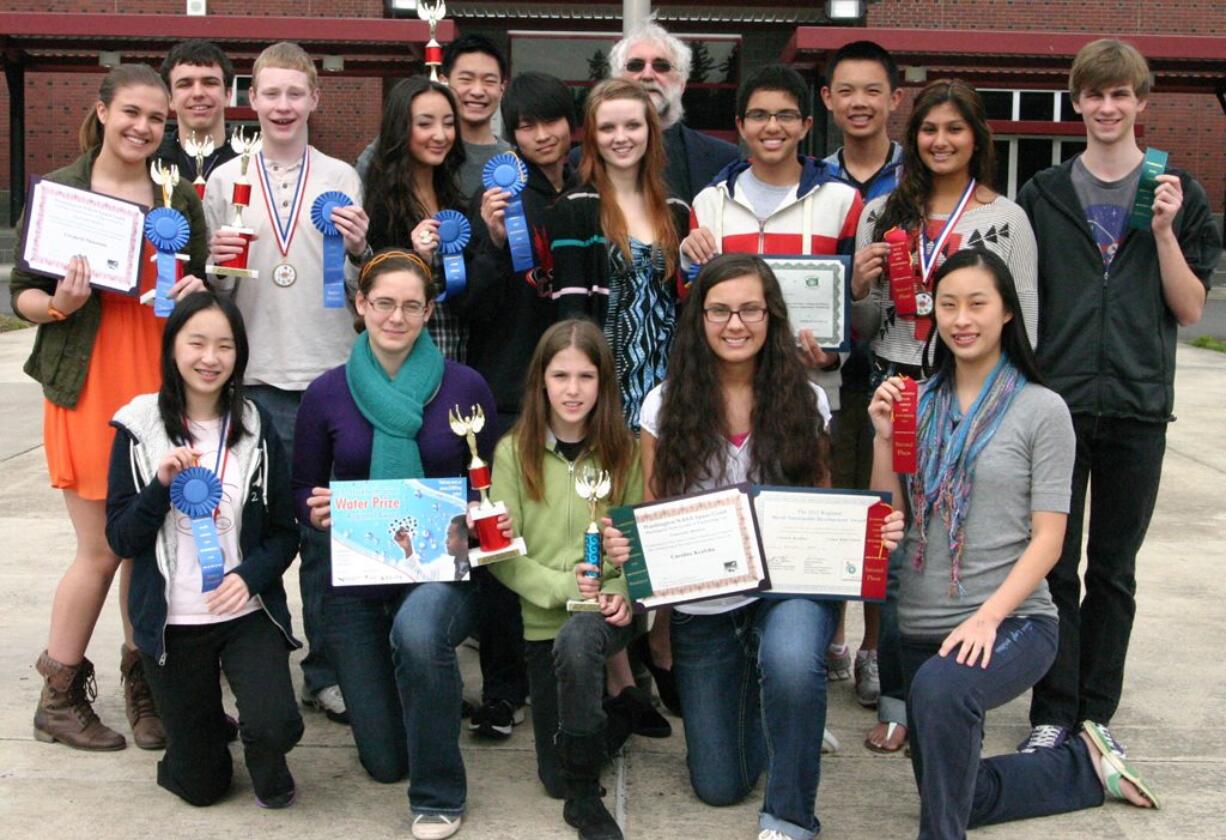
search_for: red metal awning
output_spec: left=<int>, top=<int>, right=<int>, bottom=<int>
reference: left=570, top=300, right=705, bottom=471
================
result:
left=783, top=26, right=1226, bottom=95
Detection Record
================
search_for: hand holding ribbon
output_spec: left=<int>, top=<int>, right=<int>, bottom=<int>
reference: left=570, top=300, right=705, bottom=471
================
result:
left=145, top=207, right=191, bottom=318
left=482, top=153, right=535, bottom=273
left=311, top=191, right=354, bottom=309
left=434, top=209, right=471, bottom=301
left=170, top=467, right=226, bottom=592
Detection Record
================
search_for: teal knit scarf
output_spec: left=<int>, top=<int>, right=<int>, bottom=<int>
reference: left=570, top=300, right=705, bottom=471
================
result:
left=345, top=330, right=445, bottom=480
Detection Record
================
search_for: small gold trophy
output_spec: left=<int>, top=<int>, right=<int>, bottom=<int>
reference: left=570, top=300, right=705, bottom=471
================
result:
left=449, top=404, right=526, bottom=565
left=182, top=132, right=215, bottom=198
left=418, top=1, right=447, bottom=82
left=567, top=467, right=612, bottom=613
left=205, top=127, right=261, bottom=280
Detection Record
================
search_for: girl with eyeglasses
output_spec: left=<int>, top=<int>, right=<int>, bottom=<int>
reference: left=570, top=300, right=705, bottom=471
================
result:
left=603, top=253, right=905, bottom=840
left=548, top=78, right=690, bottom=433
left=292, top=250, right=498, bottom=840
left=868, top=248, right=1157, bottom=839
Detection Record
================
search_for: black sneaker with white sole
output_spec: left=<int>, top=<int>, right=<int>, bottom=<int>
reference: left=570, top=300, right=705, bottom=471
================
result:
left=468, top=698, right=524, bottom=740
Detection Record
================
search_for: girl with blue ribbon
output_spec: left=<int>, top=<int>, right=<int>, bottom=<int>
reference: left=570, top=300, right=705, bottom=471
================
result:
left=867, top=249, right=1158, bottom=839
left=106, top=291, right=302, bottom=809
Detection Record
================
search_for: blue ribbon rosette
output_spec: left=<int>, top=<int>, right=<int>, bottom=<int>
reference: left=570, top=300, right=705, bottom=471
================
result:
left=434, top=209, right=471, bottom=301
left=169, top=467, right=226, bottom=592
left=482, top=153, right=535, bottom=273
left=311, top=191, right=353, bottom=309
left=144, top=207, right=190, bottom=317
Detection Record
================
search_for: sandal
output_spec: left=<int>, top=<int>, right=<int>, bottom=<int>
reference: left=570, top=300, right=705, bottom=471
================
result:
left=864, top=720, right=908, bottom=754
left=1083, top=721, right=1160, bottom=809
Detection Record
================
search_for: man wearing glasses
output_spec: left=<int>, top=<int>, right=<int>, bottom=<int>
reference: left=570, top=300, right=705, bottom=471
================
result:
left=606, top=19, right=740, bottom=203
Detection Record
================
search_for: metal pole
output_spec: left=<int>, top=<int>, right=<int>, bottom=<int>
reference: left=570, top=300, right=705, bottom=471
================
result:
left=623, top=0, right=651, bottom=35
left=5, top=60, right=26, bottom=225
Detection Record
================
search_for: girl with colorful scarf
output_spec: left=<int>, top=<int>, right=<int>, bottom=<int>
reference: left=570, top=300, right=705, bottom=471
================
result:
left=292, top=250, right=498, bottom=840
left=868, top=249, right=1157, bottom=839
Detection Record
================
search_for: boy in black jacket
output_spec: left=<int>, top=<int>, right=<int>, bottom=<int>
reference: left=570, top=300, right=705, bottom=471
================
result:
left=1017, top=38, right=1221, bottom=756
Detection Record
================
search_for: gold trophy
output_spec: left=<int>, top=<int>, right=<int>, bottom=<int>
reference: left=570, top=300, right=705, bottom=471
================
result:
left=205, top=127, right=261, bottom=279
left=182, top=132, right=215, bottom=198
left=418, top=0, right=447, bottom=82
left=567, top=467, right=612, bottom=613
left=449, top=404, right=526, bottom=565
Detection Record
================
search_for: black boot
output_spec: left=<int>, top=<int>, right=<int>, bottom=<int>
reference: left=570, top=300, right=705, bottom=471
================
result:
left=559, top=730, right=623, bottom=840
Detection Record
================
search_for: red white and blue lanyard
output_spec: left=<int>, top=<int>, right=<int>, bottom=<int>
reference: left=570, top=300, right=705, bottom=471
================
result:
left=186, top=415, right=230, bottom=520
left=919, top=178, right=976, bottom=287
left=257, top=149, right=311, bottom=257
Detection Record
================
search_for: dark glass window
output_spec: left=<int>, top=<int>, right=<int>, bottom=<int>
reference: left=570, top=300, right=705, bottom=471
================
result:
left=1017, top=138, right=1053, bottom=192
left=1019, top=91, right=1055, bottom=121
left=993, top=140, right=1011, bottom=193
left=1060, top=139, right=1088, bottom=162
left=1060, top=92, right=1082, bottom=122
left=980, top=90, right=1014, bottom=120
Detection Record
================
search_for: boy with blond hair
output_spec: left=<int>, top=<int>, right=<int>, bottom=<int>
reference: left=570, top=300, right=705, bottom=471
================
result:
left=1018, top=38, right=1221, bottom=756
left=205, top=40, right=371, bottom=732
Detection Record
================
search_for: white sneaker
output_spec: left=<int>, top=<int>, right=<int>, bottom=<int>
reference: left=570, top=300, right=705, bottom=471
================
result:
left=302, top=684, right=350, bottom=724
left=757, top=830, right=789, bottom=840
left=412, top=814, right=462, bottom=840
left=822, top=726, right=840, bottom=754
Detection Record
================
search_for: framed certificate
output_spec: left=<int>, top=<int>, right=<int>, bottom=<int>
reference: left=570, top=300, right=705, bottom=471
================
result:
left=330, top=478, right=470, bottom=587
left=752, top=486, right=892, bottom=601
left=764, top=255, right=851, bottom=352
left=18, top=176, right=148, bottom=296
left=612, top=484, right=769, bottom=611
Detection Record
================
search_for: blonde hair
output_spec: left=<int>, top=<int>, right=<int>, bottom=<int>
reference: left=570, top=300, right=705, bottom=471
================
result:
left=1069, top=39, right=1151, bottom=101
left=252, top=41, right=318, bottom=92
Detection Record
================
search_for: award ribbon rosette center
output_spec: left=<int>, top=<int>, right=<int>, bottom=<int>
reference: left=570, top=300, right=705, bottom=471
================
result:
left=482, top=153, right=535, bottom=273
left=170, top=466, right=226, bottom=592
left=434, top=210, right=471, bottom=301
left=145, top=161, right=190, bottom=318
left=311, top=191, right=353, bottom=309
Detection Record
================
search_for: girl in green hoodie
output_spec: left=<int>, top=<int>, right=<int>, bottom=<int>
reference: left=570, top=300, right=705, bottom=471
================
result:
left=489, top=319, right=641, bottom=840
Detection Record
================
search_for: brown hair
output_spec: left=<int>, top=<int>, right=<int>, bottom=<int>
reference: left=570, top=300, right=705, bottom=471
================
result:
left=579, top=79, right=680, bottom=279
left=513, top=319, right=635, bottom=503
left=1069, top=38, right=1151, bottom=101
left=252, top=41, right=318, bottom=93
left=78, top=64, right=169, bottom=153
left=353, top=249, right=435, bottom=333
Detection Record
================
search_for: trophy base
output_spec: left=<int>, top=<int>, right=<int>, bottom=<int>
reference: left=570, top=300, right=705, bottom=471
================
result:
left=566, top=598, right=603, bottom=614
left=469, top=537, right=527, bottom=567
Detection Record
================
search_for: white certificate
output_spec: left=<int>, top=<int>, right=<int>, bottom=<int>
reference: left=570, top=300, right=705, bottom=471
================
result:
left=616, top=485, right=767, bottom=610
left=765, top=255, right=851, bottom=351
left=18, top=177, right=147, bottom=296
left=754, top=487, right=886, bottom=598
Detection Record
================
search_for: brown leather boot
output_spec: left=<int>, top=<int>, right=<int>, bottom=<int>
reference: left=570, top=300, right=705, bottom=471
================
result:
left=33, top=651, right=126, bottom=751
left=120, top=644, right=166, bottom=750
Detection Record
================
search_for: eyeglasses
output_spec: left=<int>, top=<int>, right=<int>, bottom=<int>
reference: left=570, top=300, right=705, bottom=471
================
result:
left=625, top=58, right=674, bottom=75
left=742, top=109, right=805, bottom=126
left=703, top=305, right=768, bottom=324
left=368, top=298, right=427, bottom=319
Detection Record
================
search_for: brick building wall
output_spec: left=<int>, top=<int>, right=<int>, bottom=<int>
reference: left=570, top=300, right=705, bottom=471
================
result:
left=866, top=1, right=1224, bottom=214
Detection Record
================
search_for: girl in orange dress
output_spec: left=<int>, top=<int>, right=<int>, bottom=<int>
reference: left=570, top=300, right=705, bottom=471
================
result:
left=10, top=64, right=207, bottom=751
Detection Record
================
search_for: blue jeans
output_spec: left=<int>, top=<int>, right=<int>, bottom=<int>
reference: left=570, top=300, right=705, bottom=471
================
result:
left=671, top=598, right=838, bottom=840
left=323, top=582, right=476, bottom=816
left=902, top=617, right=1103, bottom=839
left=247, top=384, right=338, bottom=696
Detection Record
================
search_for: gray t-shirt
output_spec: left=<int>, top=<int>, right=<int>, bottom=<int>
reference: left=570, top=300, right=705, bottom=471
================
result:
left=458, top=138, right=513, bottom=203
left=1071, top=155, right=1142, bottom=268
left=898, top=384, right=1074, bottom=638
left=737, top=168, right=795, bottom=221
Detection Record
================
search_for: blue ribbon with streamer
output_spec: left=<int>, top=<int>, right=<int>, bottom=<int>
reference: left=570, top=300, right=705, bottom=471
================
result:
left=310, top=191, right=353, bottom=309
left=434, top=210, right=471, bottom=301
left=482, top=153, right=535, bottom=273
left=144, top=207, right=190, bottom=317
left=169, top=467, right=226, bottom=592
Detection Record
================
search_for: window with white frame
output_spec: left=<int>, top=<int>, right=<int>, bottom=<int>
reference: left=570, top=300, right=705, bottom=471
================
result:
left=980, top=88, right=1087, bottom=198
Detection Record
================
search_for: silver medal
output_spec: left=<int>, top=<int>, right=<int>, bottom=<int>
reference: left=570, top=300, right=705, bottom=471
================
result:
left=272, top=263, right=298, bottom=287
left=915, top=292, right=934, bottom=316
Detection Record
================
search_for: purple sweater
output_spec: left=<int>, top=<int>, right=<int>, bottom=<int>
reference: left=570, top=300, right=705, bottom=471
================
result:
left=293, top=361, right=498, bottom=593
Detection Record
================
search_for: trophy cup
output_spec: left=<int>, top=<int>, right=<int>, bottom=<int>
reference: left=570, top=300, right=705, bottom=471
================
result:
left=205, top=127, right=261, bottom=279
left=144, top=161, right=190, bottom=317
left=418, top=1, right=446, bottom=81
left=449, top=404, right=527, bottom=565
left=182, top=132, right=215, bottom=198
left=567, top=467, right=611, bottom=613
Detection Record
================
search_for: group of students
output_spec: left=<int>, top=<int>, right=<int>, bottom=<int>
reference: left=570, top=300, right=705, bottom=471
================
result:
left=9, top=17, right=1220, bottom=840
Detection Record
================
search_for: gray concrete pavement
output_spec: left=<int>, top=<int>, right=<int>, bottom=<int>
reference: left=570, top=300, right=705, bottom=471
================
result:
left=1, top=324, right=1224, bottom=839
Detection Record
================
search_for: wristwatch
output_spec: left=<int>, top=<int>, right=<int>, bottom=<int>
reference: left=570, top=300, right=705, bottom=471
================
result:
left=46, top=301, right=67, bottom=321
left=347, top=243, right=374, bottom=266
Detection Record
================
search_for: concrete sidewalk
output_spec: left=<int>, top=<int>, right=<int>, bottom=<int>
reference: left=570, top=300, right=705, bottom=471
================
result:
left=1, top=325, right=1223, bottom=839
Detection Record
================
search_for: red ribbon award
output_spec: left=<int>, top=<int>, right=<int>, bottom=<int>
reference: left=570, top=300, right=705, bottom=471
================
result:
left=892, top=376, right=918, bottom=474
left=861, top=501, right=894, bottom=601
left=449, top=404, right=527, bottom=566
left=205, top=127, right=261, bottom=280
left=885, top=226, right=918, bottom=317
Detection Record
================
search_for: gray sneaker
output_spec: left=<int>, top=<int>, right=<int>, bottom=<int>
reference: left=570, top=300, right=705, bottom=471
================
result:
left=854, top=649, right=880, bottom=708
left=302, top=684, right=350, bottom=725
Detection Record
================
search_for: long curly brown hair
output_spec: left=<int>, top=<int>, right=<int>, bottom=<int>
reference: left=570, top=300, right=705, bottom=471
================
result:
left=365, top=77, right=466, bottom=250
left=651, top=254, right=827, bottom=497
left=579, top=79, right=680, bottom=279
left=872, top=78, right=995, bottom=241
left=513, top=319, right=636, bottom=503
